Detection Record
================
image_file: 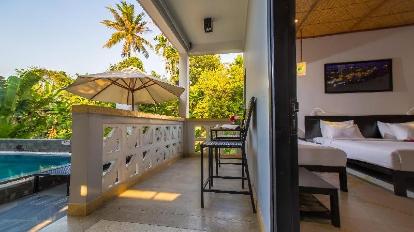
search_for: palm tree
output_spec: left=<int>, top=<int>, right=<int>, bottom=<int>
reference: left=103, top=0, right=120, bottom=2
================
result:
left=101, top=1, right=152, bottom=58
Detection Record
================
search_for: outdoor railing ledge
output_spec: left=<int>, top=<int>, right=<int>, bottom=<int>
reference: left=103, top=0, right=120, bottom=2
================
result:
left=184, top=118, right=228, bottom=122
left=72, top=105, right=184, bottom=121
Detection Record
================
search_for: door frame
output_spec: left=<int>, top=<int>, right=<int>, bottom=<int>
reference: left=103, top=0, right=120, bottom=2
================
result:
left=268, top=0, right=300, bottom=231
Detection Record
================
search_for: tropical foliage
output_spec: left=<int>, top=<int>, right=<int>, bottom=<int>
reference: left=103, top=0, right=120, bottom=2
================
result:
left=154, top=34, right=179, bottom=81
left=190, top=55, right=244, bottom=118
left=109, top=56, right=145, bottom=71
left=102, top=1, right=152, bottom=58
left=0, top=72, right=41, bottom=138
left=0, top=1, right=245, bottom=139
left=152, top=34, right=244, bottom=119
left=0, top=69, right=110, bottom=139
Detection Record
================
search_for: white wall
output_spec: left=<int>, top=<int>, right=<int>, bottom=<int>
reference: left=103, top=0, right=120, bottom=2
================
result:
left=244, top=0, right=270, bottom=231
left=297, top=26, right=414, bottom=130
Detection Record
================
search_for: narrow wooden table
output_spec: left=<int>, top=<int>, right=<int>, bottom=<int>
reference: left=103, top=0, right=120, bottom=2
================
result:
left=210, top=127, right=241, bottom=141
left=299, top=167, right=340, bottom=227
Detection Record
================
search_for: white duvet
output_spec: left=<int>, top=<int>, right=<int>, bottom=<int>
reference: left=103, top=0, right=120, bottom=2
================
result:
left=298, top=139, right=347, bottom=167
left=313, top=137, right=414, bottom=172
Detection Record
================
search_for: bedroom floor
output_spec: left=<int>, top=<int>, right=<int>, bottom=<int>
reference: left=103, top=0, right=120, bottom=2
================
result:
left=301, top=168, right=414, bottom=232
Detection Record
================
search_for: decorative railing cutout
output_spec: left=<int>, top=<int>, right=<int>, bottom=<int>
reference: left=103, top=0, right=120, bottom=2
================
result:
left=102, top=124, right=183, bottom=191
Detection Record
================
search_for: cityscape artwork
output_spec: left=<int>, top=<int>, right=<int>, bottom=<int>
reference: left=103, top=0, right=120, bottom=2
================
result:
left=324, top=59, right=393, bottom=93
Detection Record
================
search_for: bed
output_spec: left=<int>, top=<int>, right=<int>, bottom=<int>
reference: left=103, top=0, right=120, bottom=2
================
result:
left=299, top=139, right=348, bottom=191
left=305, top=115, right=414, bottom=197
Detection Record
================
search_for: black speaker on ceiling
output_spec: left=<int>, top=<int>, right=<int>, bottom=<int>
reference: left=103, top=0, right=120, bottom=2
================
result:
left=204, top=17, right=213, bottom=33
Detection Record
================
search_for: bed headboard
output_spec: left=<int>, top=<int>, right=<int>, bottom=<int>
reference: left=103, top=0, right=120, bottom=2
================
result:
left=305, top=115, right=414, bottom=140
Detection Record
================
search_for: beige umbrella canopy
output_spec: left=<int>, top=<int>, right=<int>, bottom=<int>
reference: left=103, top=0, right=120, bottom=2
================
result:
left=65, top=67, right=184, bottom=110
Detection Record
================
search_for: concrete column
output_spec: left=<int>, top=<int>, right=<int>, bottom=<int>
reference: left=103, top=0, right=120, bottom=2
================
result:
left=69, top=112, right=103, bottom=215
left=178, top=53, right=190, bottom=118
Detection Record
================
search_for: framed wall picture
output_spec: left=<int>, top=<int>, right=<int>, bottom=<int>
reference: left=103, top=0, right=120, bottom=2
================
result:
left=324, top=59, right=393, bottom=93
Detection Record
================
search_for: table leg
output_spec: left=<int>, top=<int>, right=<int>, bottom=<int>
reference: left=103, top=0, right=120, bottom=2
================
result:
left=209, top=147, right=213, bottom=188
left=242, top=149, right=245, bottom=189
left=215, top=148, right=219, bottom=175
left=330, top=191, right=340, bottom=227
left=218, top=148, right=221, bottom=167
left=201, top=145, right=204, bottom=208
left=339, top=168, right=348, bottom=192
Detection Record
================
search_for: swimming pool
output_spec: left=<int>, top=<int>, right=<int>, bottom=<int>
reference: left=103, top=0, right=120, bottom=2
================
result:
left=0, top=153, right=71, bottom=182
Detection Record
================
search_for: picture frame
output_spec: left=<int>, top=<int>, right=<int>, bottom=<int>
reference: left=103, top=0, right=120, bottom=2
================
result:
left=324, top=59, right=393, bottom=93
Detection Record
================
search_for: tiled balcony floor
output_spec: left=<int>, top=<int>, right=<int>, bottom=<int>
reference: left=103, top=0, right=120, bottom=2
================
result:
left=41, top=157, right=259, bottom=232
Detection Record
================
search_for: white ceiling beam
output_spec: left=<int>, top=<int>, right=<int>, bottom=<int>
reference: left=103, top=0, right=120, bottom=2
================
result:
left=190, top=40, right=244, bottom=55
left=138, top=0, right=191, bottom=54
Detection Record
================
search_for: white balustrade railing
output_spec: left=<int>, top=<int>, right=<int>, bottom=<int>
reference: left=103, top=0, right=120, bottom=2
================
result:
left=102, top=124, right=182, bottom=191
left=69, top=105, right=184, bottom=215
left=183, top=118, right=229, bottom=156
left=69, top=105, right=229, bottom=215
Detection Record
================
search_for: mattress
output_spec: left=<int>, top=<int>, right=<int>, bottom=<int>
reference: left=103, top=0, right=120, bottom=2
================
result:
left=298, top=140, right=347, bottom=167
left=314, top=137, right=414, bottom=172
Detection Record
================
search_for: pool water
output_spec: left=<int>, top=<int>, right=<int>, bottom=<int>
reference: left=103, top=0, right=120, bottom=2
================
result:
left=0, top=153, right=71, bottom=182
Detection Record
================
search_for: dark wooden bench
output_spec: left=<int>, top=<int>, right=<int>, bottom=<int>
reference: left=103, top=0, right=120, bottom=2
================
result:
left=299, top=167, right=340, bottom=227
left=33, top=165, right=71, bottom=196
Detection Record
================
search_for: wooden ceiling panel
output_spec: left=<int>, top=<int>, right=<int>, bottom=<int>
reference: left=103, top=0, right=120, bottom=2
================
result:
left=300, top=20, right=357, bottom=37
left=296, top=0, right=414, bottom=38
left=372, top=0, right=414, bottom=16
left=296, top=0, right=317, bottom=13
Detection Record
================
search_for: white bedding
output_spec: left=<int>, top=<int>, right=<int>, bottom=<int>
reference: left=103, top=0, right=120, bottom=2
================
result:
left=314, top=137, right=414, bottom=171
left=298, top=140, right=347, bottom=167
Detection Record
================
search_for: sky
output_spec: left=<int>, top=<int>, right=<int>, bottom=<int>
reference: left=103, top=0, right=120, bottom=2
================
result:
left=0, top=0, right=238, bottom=78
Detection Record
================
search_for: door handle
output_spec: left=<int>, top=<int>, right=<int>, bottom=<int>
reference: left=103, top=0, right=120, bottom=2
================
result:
left=290, top=100, right=299, bottom=136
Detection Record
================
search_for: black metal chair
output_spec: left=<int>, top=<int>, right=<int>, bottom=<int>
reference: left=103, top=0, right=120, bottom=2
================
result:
left=209, top=98, right=253, bottom=170
left=210, top=127, right=242, bottom=169
left=200, top=97, right=256, bottom=213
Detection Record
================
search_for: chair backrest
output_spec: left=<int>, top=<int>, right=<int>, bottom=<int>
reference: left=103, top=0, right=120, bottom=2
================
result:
left=240, top=103, right=247, bottom=128
left=241, top=97, right=256, bottom=142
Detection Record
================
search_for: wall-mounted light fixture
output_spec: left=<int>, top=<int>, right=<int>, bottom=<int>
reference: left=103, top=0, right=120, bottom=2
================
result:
left=310, top=108, right=326, bottom=116
left=204, top=17, right=213, bottom=33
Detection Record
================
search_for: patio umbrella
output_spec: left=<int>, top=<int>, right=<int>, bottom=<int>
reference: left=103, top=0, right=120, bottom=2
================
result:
left=65, top=67, right=184, bottom=110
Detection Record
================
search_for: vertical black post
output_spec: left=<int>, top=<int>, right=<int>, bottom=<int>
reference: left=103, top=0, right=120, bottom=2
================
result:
left=201, top=145, right=204, bottom=208
left=268, top=0, right=299, bottom=231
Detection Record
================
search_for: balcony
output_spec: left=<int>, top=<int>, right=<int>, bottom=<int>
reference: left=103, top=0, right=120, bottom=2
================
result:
left=38, top=105, right=258, bottom=231
left=34, top=105, right=414, bottom=232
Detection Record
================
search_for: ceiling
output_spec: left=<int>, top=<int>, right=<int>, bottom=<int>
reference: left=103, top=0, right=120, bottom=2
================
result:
left=141, top=0, right=414, bottom=54
left=296, top=0, right=414, bottom=38
left=162, top=0, right=248, bottom=54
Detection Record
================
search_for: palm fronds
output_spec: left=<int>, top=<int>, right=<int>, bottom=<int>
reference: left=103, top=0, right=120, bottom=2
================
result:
left=101, top=1, right=152, bottom=58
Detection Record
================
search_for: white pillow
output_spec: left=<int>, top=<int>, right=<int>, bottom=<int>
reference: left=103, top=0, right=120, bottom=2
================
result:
left=320, top=120, right=354, bottom=138
left=377, top=121, right=397, bottom=139
left=388, top=123, right=414, bottom=140
left=324, top=124, right=364, bottom=139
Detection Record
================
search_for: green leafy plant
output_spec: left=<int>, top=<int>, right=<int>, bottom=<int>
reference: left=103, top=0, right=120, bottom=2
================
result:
left=0, top=68, right=112, bottom=139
